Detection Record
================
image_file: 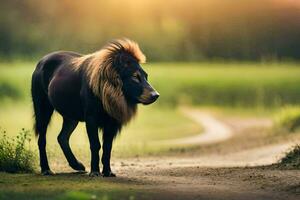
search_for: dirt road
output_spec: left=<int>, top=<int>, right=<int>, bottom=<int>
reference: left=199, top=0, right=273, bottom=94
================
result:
left=109, top=109, right=300, bottom=200
left=45, top=109, right=300, bottom=200
left=157, top=108, right=233, bottom=145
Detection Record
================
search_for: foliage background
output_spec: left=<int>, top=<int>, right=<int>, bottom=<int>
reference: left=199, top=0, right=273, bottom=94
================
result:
left=1, top=0, right=300, bottom=61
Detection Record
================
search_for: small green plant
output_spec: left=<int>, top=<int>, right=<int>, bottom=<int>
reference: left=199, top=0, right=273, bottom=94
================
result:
left=279, top=145, right=300, bottom=169
left=273, top=106, right=300, bottom=133
left=0, top=128, right=36, bottom=173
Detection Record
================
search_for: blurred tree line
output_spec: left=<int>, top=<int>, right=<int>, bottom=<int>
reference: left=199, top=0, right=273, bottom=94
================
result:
left=0, top=0, right=300, bottom=61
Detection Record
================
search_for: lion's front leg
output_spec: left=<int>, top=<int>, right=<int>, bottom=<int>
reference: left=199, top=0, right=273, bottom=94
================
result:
left=86, top=117, right=101, bottom=177
left=101, top=126, right=118, bottom=177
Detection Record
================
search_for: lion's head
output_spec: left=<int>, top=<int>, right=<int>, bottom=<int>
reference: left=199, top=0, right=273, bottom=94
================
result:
left=73, top=39, right=159, bottom=124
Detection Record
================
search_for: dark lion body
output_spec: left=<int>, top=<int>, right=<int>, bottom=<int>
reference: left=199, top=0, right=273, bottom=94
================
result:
left=31, top=39, right=159, bottom=176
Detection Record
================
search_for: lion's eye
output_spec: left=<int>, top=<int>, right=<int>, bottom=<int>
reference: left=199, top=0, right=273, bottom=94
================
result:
left=132, top=74, right=140, bottom=83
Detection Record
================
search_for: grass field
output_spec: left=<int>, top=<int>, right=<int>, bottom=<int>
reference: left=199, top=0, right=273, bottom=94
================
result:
left=1, top=62, right=300, bottom=200
left=147, top=62, right=300, bottom=107
left=0, top=173, right=144, bottom=200
left=1, top=62, right=300, bottom=159
left=0, top=104, right=201, bottom=159
left=1, top=62, right=300, bottom=107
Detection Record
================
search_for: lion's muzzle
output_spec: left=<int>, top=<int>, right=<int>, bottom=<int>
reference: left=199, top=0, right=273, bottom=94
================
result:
left=139, top=84, right=160, bottom=105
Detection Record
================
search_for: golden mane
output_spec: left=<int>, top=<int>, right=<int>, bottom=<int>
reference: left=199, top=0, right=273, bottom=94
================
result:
left=72, top=38, right=146, bottom=124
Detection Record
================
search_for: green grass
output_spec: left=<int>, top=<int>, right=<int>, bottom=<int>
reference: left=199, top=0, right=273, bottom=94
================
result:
left=0, top=62, right=34, bottom=102
left=147, top=62, right=300, bottom=107
left=1, top=61, right=300, bottom=158
left=0, top=62, right=300, bottom=199
left=0, top=103, right=201, bottom=159
left=1, top=61, right=300, bottom=159
left=1, top=62, right=300, bottom=107
left=273, top=106, right=300, bottom=133
left=0, top=173, right=149, bottom=200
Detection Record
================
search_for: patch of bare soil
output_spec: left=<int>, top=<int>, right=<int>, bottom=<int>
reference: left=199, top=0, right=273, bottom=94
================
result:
left=110, top=110, right=300, bottom=200
left=112, top=163, right=300, bottom=200
left=55, top=109, right=300, bottom=200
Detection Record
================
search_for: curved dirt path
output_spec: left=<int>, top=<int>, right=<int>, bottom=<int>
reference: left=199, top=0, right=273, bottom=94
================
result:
left=154, top=108, right=296, bottom=167
left=112, top=110, right=300, bottom=200
left=118, top=142, right=297, bottom=169
left=53, top=108, right=300, bottom=200
left=157, top=108, right=233, bottom=145
left=113, top=143, right=300, bottom=200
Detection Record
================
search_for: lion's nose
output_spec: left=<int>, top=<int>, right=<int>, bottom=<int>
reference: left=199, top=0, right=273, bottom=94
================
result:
left=150, top=91, right=160, bottom=101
